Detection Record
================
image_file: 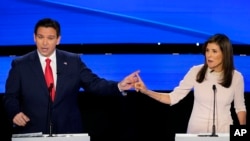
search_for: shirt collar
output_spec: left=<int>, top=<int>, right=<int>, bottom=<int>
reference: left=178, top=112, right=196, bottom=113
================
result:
left=37, top=50, right=56, bottom=62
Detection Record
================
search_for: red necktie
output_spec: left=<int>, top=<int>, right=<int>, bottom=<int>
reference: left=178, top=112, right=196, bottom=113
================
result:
left=45, top=58, right=56, bottom=102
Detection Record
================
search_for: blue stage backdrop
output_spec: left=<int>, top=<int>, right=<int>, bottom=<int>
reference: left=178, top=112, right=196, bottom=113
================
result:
left=1, top=54, right=250, bottom=94
left=0, top=0, right=250, bottom=46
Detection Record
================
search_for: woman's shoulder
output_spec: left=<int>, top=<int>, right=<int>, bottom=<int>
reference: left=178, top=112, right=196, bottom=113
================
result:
left=233, top=69, right=244, bottom=78
left=189, top=64, right=204, bottom=71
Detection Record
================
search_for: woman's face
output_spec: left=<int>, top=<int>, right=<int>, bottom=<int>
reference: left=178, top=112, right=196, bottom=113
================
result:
left=205, top=43, right=223, bottom=72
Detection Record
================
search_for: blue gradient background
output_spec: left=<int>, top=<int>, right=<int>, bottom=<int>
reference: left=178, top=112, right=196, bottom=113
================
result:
left=0, top=1, right=249, bottom=93
left=0, top=0, right=249, bottom=45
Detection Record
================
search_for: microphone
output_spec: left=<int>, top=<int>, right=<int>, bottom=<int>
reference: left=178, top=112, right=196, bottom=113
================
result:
left=210, top=84, right=218, bottom=137
left=47, top=83, right=54, bottom=137
left=198, top=84, right=218, bottom=137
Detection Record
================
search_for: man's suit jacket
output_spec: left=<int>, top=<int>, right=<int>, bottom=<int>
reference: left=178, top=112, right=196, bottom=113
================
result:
left=3, top=49, right=121, bottom=134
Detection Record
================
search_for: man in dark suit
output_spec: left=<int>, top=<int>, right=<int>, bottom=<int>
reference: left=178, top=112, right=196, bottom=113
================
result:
left=3, top=18, right=139, bottom=135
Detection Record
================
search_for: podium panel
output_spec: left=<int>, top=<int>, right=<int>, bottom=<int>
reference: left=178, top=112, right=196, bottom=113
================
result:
left=12, top=133, right=90, bottom=141
left=176, top=133, right=229, bottom=141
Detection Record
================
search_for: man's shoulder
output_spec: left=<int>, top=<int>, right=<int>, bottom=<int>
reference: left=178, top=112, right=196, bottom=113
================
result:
left=14, top=50, right=37, bottom=62
left=56, top=49, right=80, bottom=57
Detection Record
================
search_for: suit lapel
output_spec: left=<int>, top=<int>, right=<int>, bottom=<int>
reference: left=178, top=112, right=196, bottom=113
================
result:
left=29, top=51, right=49, bottom=95
left=54, top=50, right=68, bottom=103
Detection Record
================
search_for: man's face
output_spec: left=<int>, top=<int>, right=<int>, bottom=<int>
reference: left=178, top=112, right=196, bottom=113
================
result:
left=34, top=27, right=60, bottom=57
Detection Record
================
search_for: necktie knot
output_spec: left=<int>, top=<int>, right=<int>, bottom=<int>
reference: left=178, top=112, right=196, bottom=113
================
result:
left=46, top=58, right=51, bottom=64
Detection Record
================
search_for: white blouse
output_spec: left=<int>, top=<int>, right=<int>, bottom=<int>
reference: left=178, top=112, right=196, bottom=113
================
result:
left=169, top=64, right=246, bottom=133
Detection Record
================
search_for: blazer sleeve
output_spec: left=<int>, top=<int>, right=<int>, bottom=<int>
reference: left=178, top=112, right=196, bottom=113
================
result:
left=3, top=59, right=22, bottom=120
left=76, top=54, right=122, bottom=96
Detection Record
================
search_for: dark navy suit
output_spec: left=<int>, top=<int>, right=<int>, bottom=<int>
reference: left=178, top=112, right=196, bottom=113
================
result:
left=3, top=49, right=121, bottom=134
